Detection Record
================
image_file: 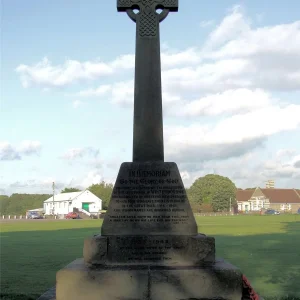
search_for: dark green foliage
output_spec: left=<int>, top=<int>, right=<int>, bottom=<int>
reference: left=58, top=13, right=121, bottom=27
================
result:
left=187, top=174, right=236, bottom=212
left=0, top=194, right=51, bottom=215
left=60, top=187, right=82, bottom=193
left=88, top=181, right=113, bottom=210
left=0, top=195, right=10, bottom=215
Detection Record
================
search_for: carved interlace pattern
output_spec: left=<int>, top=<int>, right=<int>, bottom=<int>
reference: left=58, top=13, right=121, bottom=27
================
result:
left=139, top=6, right=157, bottom=37
left=161, top=0, right=177, bottom=5
left=118, top=0, right=178, bottom=37
left=118, top=0, right=178, bottom=8
left=118, top=0, right=132, bottom=5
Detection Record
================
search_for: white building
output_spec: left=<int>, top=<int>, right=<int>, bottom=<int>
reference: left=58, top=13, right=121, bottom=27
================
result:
left=43, top=190, right=102, bottom=216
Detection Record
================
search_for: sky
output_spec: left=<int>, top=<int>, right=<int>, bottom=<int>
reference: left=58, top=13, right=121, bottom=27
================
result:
left=1, top=0, right=300, bottom=195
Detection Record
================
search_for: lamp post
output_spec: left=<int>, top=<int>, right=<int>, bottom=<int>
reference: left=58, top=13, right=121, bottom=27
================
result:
left=52, top=182, right=55, bottom=216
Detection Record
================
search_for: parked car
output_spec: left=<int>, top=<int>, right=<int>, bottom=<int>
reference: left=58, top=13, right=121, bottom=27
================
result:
left=65, top=212, right=80, bottom=219
left=297, top=208, right=300, bottom=214
left=265, top=209, right=280, bottom=215
left=28, top=212, right=43, bottom=219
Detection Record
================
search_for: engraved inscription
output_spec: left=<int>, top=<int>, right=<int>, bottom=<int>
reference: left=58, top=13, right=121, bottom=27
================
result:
left=118, top=237, right=173, bottom=261
left=102, top=163, right=198, bottom=236
left=111, top=236, right=187, bottom=262
left=108, top=168, right=189, bottom=226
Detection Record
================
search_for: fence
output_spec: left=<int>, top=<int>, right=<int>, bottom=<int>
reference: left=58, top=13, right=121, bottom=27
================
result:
left=194, top=212, right=235, bottom=217
left=2, top=215, right=28, bottom=219
left=1, top=215, right=58, bottom=220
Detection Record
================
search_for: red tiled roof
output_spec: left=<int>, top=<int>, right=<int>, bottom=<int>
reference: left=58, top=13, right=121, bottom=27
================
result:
left=236, top=189, right=255, bottom=202
left=260, top=189, right=300, bottom=204
left=295, top=189, right=300, bottom=197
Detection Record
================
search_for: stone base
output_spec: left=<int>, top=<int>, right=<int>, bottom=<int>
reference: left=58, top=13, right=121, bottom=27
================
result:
left=54, top=258, right=242, bottom=300
left=84, top=233, right=215, bottom=266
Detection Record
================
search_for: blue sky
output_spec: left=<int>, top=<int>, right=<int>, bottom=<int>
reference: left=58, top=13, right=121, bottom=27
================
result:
left=1, top=0, right=300, bottom=195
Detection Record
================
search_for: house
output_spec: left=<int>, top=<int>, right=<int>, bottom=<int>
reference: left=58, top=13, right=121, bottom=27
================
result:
left=43, top=190, right=102, bottom=216
left=236, top=188, right=300, bottom=213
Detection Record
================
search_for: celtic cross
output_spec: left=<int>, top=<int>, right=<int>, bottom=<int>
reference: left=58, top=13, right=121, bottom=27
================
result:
left=117, top=0, right=178, bottom=162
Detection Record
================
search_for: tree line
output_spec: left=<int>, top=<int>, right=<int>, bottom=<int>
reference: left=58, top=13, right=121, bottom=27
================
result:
left=0, top=181, right=113, bottom=215
left=0, top=175, right=239, bottom=215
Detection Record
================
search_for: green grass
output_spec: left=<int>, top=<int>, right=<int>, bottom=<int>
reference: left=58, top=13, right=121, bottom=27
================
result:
left=1, top=215, right=300, bottom=300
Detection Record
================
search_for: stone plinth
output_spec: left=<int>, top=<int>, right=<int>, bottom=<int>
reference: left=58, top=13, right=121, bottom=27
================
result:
left=55, top=258, right=242, bottom=300
left=84, top=234, right=215, bottom=266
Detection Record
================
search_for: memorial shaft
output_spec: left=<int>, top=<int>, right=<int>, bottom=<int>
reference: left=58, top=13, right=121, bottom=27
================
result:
left=117, top=0, right=178, bottom=162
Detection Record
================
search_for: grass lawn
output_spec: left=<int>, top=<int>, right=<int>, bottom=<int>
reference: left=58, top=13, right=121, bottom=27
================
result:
left=1, top=215, right=300, bottom=299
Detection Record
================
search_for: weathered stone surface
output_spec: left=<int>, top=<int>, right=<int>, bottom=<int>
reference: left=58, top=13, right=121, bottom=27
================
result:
left=83, top=235, right=108, bottom=265
left=149, top=259, right=243, bottom=300
left=55, top=258, right=242, bottom=300
left=84, top=234, right=215, bottom=266
left=56, top=259, right=149, bottom=300
left=37, top=286, right=56, bottom=300
left=101, top=162, right=198, bottom=236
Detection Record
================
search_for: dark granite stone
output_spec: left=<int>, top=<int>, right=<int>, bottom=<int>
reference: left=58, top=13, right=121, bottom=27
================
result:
left=117, top=0, right=178, bottom=162
left=101, top=162, right=197, bottom=236
left=84, top=234, right=215, bottom=266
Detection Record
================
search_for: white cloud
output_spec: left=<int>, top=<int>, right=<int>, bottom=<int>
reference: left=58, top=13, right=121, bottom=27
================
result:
left=180, top=171, right=191, bottom=186
left=72, top=100, right=83, bottom=108
left=61, top=147, right=99, bottom=160
left=0, top=142, right=21, bottom=161
left=260, top=153, right=300, bottom=179
left=161, top=48, right=202, bottom=68
left=16, top=57, right=114, bottom=88
left=179, top=150, right=300, bottom=189
left=199, top=20, right=214, bottom=28
left=10, top=4, right=300, bottom=191
left=80, top=171, right=103, bottom=188
left=110, top=54, right=135, bottom=69
left=16, top=6, right=300, bottom=95
left=276, top=149, right=297, bottom=160
left=206, top=5, right=250, bottom=48
left=18, top=140, right=41, bottom=155
left=165, top=102, right=300, bottom=163
left=0, top=141, right=41, bottom=161
left=75, top=85, right=111, bottom=97
left=111, top=80, right=134, bottom=105
left=7, top=178, right=65, bottom=194
left=174, top=88, right=274, bottom=117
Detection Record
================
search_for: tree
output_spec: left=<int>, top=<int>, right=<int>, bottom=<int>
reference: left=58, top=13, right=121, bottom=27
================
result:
left=88, top=181, right=113, bottom=210
left=187, top=174, right=236, bottom=212
left=0, top=194, right=51, bottom=215
left=61, top=187, right=82, bottom=193
left=0, top=195, right=10, bottom=215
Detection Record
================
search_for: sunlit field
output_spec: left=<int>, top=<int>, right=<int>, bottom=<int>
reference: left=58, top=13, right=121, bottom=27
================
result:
left=1, top=215, right=299, bottom=300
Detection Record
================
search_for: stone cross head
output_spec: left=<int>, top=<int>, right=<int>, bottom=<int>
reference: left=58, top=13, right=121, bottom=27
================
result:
left=117, top=0, right=178, bottom=37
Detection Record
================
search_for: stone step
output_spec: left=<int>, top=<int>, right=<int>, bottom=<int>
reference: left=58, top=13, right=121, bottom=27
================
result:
left=52, top=258, right=243, bottom=300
